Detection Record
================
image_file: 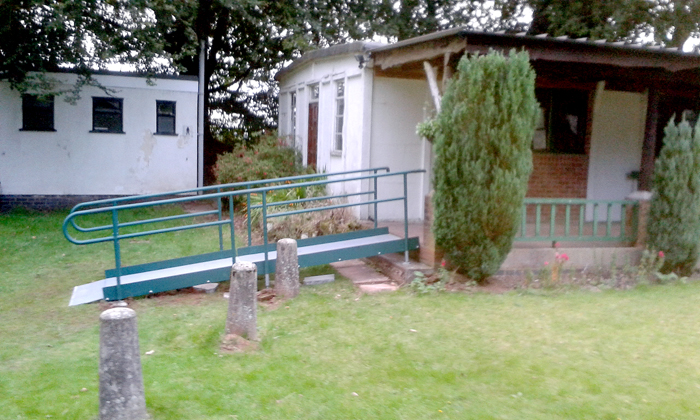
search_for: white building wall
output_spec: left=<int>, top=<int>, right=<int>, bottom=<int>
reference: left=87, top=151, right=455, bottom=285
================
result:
left=586, top=87, right=647, bottom=219
left=0, top=73, right=198, bottom=196
left=370, top=77, right=431, bottom=221
left=278, top=54, right=373, bottom=218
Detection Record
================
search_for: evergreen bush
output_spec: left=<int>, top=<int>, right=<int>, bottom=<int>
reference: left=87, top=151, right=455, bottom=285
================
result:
left=647, top=119, right=700, bottom=276
left=432, top=50, right=538, bottom=281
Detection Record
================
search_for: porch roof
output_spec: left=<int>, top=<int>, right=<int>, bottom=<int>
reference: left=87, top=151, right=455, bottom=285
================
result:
left=368, top=28, right=700, bottom=91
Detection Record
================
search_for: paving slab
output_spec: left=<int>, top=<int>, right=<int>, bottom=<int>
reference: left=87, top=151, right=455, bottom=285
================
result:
left=359, top=283, right=400, bottom=294
left=331, top=259, right=391, bottom=285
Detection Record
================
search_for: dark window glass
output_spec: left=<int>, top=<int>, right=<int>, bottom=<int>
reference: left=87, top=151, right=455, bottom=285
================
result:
left=156, top=100, right=176, bottom=135
left=92, top=97, right=123, bottom=133
left=534, top=88, right=589, bottom=154
left=22, top=95, right=54, bottom=131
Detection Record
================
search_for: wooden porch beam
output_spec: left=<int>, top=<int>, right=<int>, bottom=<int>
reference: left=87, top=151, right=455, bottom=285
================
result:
left=423, top=61, right=441, bottom=113
left=442, top=52, right=453, bottom=92
left=375, top=38, right=466, bottom=71
left=639, top=87, right=660, bottom=191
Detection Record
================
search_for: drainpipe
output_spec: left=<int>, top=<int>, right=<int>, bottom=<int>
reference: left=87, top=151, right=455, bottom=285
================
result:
left=197, top=39, right=206, bottom=188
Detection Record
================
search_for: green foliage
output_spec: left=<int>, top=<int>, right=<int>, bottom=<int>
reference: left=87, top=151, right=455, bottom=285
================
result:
left=647, top=119, right=700, bottom=276
left=0, top=0, right=168, bottom=96
left=527, top=0, right=700, bottom=49
left=409, top=271, right=446, bottom=294
left=416, top=118, right=438, bottom=142
left=432, top=50, right=538, bottom=282
left=213, top=132, right=306, bottom=187
left=527, top=0, right=651, bottom=41
left=635, top=249, right=666, bottom=284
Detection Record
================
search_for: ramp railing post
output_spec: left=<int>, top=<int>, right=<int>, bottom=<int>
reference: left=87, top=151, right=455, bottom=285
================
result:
left=403, top=172, right=409, bottom=263
left=262, top=190, right=270, bottom=287
left=111, top=208, right=123, bottom=301
left=246, top=193, right=252, bottom=246
left=373, top=169, right=378, bottom=229
left=229, top=193, right=237, bottom=260
left=217, top=187, right=223, bottom=251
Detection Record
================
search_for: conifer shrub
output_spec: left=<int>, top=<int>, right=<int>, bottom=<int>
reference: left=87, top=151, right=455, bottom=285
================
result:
left=432, top=50, right=538, bottom=282
left=647, top=119, right=700, bottom=276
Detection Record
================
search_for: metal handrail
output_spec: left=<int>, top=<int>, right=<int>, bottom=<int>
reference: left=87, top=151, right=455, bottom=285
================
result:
left=63, top=168, right=424, bottom=300
left=68, top=167, right=390, bottom=214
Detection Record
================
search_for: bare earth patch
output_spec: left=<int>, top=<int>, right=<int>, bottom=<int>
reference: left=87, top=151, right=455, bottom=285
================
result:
left=220, top=334, right=260, bottom=354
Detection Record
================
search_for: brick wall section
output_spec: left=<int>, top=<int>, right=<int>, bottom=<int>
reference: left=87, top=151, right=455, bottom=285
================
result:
left=0, top=195, right=125, bottom=213
left=527, top=153, right=589, bottom=198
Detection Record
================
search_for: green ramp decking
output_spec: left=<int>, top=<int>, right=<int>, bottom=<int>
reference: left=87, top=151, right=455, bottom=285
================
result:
left=69, top=228, right=419, bottom=306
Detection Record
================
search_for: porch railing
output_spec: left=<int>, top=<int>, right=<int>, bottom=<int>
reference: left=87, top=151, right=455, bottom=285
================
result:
left=515, top=198, right=639, bottom=243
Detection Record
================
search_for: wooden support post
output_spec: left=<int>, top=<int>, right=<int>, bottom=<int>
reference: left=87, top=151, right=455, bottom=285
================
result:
left=442, top=52, right=453, bottom=92
left=423, top=61, right=441, bottom=113
left=639, top=87, right=660, bottom=191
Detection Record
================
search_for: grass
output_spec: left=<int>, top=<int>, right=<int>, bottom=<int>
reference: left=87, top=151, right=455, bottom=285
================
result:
left=2, top=208, right=700, bottom=419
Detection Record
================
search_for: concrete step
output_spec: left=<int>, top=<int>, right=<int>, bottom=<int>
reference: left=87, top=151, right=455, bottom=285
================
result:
left=366, top=253, right=434, bottom=285
left=331, top=259, right=390, bottom=285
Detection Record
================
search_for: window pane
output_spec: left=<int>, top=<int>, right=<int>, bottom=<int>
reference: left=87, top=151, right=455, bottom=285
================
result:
left=156, top=101, right=176, bottom=134
left=336, top=81, right=344, bottom=97
left=22, top=95, right=54, bottom=131
left=290, top=92, right=297, bottom=138
left=534, top=88, right=587, bottom=154
left=92, top=97, right=123, bottom=133
left=333, top=80, right=345, bottom=151
left=158, top=101, right=175, bottom=116
left=157, top=116, right=175, bottom=134
left=550, top=90, right=587, bottom=154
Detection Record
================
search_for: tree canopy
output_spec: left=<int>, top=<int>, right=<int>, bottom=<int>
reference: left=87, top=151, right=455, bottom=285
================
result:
left=526, top=0, right=700, bottom=48
left=0, top=0, right=168, bottom=97
left=2, top=0, right=698, bottom=133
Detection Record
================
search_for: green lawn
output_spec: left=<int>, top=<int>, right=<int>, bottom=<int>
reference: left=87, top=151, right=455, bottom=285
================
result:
left=2, top=209, right=700, bottom=419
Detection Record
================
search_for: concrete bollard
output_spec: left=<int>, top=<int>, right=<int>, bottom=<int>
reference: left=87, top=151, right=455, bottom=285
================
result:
left=99, top=307, right=148, bottom=420
left=226, top=261, right=258, bottom=340
left=275, top=238, right=300, bottom=299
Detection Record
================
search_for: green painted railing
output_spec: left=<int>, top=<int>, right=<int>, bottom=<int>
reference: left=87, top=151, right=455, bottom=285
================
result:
left=63, top=168, right=424, bottom=300
left=515, top=198, right=639, bottom=243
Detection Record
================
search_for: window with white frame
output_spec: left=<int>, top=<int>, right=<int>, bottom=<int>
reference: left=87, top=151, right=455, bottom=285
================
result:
left=290, top=92, right=297, bottom=140
left=333, top=80, right=345, bottom=152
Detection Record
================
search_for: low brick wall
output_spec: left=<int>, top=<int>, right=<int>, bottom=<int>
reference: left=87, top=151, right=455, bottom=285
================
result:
left=527, top=153, right=589, bottom=199
left=0, top=194, right=125, bottom=213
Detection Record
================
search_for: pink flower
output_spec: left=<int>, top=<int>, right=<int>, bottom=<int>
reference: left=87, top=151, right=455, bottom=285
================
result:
left=554, top=242, right=560, bottom=249
left=555, top=252, right=559, bottom=259
left=441, top=260, right=446, bottom=267
left=544, top=261, right=549, bottom=266
left=658, top=251, right=665, bottom=259
left=561, top=253, right=569, bottom=261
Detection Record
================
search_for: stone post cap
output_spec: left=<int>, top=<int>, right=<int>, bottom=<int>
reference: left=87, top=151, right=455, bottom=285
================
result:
left=232, top=261, right=257, bottom=272
left=626, top=191, right=653, bottom=201
left=278, top=238, right=297, bottom=245
left=100, top=307, right=136, bottom=321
